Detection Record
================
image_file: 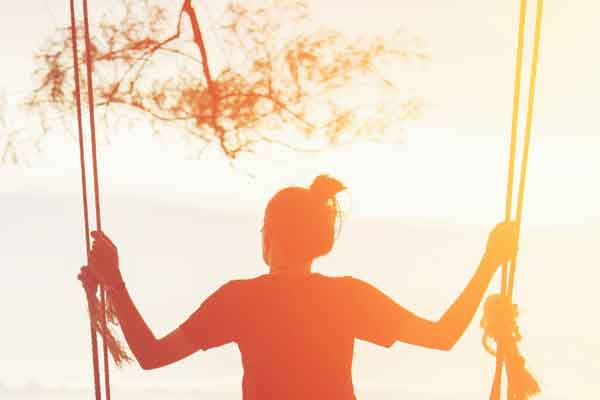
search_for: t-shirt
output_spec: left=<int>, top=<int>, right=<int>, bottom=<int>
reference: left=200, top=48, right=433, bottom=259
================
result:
left=179, top=273, right=415, bottom=400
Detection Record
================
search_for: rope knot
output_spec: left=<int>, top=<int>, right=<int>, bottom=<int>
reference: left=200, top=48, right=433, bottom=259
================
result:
left=79, top=266, right=132, bottom=366
left=481, top=293, right=520, bottom=355
left=481, top=293, right=540, bottom=400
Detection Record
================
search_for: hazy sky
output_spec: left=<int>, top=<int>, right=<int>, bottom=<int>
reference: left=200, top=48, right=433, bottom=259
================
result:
left=1, top=1, right=599, bottom=398
left=1, top=0, right=598, bottom=228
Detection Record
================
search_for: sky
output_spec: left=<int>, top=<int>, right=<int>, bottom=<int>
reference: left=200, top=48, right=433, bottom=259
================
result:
left=1, top=0, right=599, bottom=399
left=1, top=0, right=599, bottom=228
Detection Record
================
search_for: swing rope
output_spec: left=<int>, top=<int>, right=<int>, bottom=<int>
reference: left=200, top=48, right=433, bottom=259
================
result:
left=69, top=1, right=101, bottom=398
left=80, top=0, right=116, bottom=397
left=71, top=0, right=132, bottom=398
left=79, top=0, right=115, bottom=397
left=485, top=0, right=544, bottom=399
left=501, top=0, right=528, bottom=297
left=507, top=0, right=544, bottom=301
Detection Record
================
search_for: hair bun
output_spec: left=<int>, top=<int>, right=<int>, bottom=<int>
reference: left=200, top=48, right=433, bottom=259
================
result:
left=309, top=175, right=346, bottom=203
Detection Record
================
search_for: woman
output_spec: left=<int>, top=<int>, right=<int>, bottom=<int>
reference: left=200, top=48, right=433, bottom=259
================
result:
left=83, top=174, right=517, bottom=400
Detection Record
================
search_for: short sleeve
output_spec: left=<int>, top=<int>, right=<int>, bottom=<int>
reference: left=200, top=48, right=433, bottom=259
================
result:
left=345, top=277, right=416, bottom=347
left=178, top=281, right=240, bottom=351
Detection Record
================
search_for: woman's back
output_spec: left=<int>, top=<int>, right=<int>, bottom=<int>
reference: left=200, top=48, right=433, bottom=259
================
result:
left=180, top=273, right=408, bottom=400
left=81, top=175, right=518, bottom=400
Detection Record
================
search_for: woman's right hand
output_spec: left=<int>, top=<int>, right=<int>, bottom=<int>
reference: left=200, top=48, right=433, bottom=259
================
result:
left=89, top=231, right=124, bottom=288
left=484, top=222, right=519, bottom=267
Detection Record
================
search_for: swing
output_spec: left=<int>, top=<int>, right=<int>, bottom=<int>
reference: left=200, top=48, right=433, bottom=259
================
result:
left=481, top=0, right=544, bottom=399
left=70, top=1, right=129, bottom=399
left=68, top=1, right=545, bottom=399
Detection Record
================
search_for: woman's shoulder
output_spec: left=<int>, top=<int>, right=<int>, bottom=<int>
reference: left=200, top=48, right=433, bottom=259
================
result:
left=220, top=273, right=370, bottom=292
left=219, top=273, right=280, bottom=291
left=316, top=274, right=386, bottom=296
left=220, top=275, right=267, bottom=289
left=311, top=273, right=374, bottom=292
left=313, top=273, right=363, bottom=284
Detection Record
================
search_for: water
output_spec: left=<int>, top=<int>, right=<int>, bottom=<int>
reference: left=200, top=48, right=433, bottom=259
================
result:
left=1, top=193, right=599, bottom=399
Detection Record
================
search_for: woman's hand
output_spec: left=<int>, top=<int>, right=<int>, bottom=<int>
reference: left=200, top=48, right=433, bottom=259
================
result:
left=88, top=230, right=124, bottom=288
left=484, top=222, right=519, bottom=268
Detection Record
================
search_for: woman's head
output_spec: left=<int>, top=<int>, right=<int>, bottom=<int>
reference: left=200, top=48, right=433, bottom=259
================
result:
left=262, top=175, right=346, bottom=269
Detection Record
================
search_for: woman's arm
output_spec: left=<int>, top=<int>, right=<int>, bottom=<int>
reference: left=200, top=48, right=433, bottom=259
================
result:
left=395, top=222, right=517, bottom=351
left=88, top=231, right=201, bottom=370
left=107, top=286, right=201, bottom=370
left=396, top=256, right=497, bottom=350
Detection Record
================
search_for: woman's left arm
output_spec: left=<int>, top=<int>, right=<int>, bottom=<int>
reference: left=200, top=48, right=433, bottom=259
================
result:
left=394, top=222, right=518, bottom=351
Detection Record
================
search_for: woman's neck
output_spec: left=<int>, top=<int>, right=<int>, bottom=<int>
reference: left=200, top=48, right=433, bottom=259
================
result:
left=269, top=261, right=313, bottom=275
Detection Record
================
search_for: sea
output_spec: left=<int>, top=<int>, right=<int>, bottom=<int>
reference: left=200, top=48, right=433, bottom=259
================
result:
left=1, top=193, right=598, bottom=399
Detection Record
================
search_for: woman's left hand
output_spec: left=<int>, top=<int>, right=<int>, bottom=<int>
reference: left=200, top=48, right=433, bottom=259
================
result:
left=484, top=222, right=519, bottom=267
left=88, top=230, right=124, bottom=288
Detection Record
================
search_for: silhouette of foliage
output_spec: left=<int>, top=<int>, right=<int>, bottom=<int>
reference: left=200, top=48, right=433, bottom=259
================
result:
left=27, top=0, right=425, bottom=158
left=1, top=91, right=39, bottom=164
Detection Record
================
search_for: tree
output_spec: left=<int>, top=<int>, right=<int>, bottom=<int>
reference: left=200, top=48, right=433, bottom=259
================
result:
left=27, top=0, right=425, bottom=159
left=1, top=90, right=33, bottom=164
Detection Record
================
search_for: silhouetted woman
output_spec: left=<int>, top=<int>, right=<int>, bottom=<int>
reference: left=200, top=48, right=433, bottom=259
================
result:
left=85, top=175, right=517, bottom=399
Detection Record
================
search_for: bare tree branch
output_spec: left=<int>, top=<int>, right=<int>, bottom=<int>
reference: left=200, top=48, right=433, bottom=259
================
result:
left=25, top=0, right=426, bottom=160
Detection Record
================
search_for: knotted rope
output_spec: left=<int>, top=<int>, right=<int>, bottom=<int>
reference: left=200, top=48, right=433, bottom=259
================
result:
left=481, top=294, right=540, bottom=400
left=486, top=0, right=544, bottom=398
left=80, top=271, right=132, bottom=366
left=70, top=0, right=132, bottom=398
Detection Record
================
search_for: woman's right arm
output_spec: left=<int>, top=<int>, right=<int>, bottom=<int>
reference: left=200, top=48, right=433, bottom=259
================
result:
left=107, top=284, right=203, bottom=369
left=88, top=232, right=204, bottom=370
